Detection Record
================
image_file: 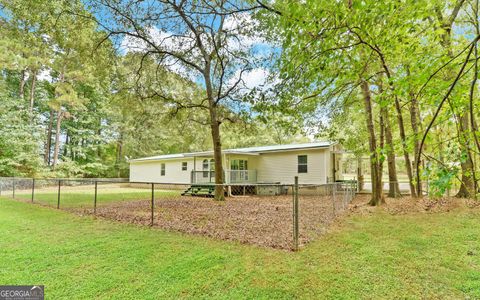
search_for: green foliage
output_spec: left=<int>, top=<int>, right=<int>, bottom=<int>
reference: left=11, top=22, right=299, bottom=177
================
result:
left=2, top=0, right=478, bottom=188
left=427, top=166, right=458, bottom=197
left=0, top=1, right=299, bottom=178
left=257, top=0, right=480, bottom=197
left=0, top=92, right=44, bottom=176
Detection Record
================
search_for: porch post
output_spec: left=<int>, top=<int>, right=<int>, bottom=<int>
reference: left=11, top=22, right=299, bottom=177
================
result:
left=193, top=156, right=196, bottom=184
left=223, top=152, right=228, bottom=184
left=332, top=152, right=336, bottom=181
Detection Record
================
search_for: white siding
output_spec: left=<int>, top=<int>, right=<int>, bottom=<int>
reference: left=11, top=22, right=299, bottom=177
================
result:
left=129, top=158, right=194, bottom=183
left=256, top=149, right=329, bottom=184
left=129, top=148, right=332, bottom=184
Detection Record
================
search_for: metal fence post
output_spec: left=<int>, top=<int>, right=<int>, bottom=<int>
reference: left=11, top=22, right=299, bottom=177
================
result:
left=151, top=183, right=155, bottom=226
left=349, top=181, right=352, bottom=203
left=292, top=184, right=295, bottom=248
left=350, top=181, right=353, bottom=200
left=94, top=181, right=98, bottom=214
left=293, top=176, right=299, bottom=251
left=57, top=180, right=61, bottom=209
left=426, top=177, right=429, bottom=196
left=332, top=183, right=336, bottom=216
left=347, top=181, right=350, bottom=202
left=31, top=178, right=35, bottom=202
left=12, top=178, right=15, bottom=199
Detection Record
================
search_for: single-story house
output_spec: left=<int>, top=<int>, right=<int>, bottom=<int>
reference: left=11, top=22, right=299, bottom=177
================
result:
left=129, top=141, right=343, bottom=185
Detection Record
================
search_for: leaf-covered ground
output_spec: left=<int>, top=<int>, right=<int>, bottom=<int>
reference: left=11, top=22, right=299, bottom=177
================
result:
left=87, top=195, right=338, bottom=250
left=11, top=184, right=348, bottom=249
left=1, top=197, right=479, bottom=299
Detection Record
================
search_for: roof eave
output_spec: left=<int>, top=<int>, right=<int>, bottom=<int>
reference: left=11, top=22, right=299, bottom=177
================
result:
left=129, top=142, right=336, bottom=162
left=252, top=145, right=331, bottom=154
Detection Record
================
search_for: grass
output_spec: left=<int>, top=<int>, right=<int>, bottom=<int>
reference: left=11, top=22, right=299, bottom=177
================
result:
left=1, top=198, right=479, bottom=299
left=12, top=186, right=179, bottom=208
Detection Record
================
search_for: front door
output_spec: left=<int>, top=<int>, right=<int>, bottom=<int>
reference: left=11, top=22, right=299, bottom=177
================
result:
left=231, top=159, right=248, bottom=182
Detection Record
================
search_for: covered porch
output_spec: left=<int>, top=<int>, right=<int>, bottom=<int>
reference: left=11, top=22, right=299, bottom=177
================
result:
left=187, top=151, right=258, bottom=184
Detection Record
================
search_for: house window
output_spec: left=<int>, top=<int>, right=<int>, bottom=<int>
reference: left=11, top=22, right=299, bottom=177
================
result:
left=210, top=159, right=215, bottom=170
left=202, top=159, right=209, bottom=177
left=231, top=159, right=248, bottom=182
left=161, top=163, right=166, bottom=176
left=231, top=159, right=248, bottom=170
left=182, top=162, right=188, bottom=171
left=298, top=155, right=308, bottom=173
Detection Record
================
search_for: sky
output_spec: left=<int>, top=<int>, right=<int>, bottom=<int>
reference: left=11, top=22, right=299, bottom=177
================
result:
left=88, top=1, right=278, bottom=94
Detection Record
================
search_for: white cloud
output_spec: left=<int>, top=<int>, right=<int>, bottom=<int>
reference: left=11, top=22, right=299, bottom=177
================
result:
left=223, top=13, right=267, bottom=51
left=227, top=68, right=279, bottom=95
left=37, top=68, right=52, bottom=82
left=241, top=68, right=269, bottom=89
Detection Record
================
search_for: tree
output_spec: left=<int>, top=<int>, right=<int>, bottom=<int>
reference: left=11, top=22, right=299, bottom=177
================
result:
left=258, top=0, right=434, bottom=204
left=432, top=0, right=475, bottom=198
left=360, top=80, right=384, bottom=205
left=94, top=0, right=265, bottom=200
left=43, top=2, right=113, bottom=169
left=259, top=0, right=480, bottom=202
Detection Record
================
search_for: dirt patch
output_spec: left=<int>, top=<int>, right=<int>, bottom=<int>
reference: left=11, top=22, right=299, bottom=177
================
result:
left=69, top=194, right=341, bottom=250
left=349, top=194, right=480, bottom=215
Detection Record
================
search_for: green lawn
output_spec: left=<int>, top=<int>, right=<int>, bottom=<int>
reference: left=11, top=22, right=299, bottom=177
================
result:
left=13, top=187, right=179, bottom=208
left=0, top=198, right=479, bottom=299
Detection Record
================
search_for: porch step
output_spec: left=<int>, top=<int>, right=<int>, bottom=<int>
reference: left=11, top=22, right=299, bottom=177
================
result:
left=181, top=185, right=216, bottom=197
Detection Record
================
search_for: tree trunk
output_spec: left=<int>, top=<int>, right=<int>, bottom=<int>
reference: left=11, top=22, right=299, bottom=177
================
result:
left=470, top=88, right=480, bottom=198
left=116, top=132, right=124, bottom=178
left=210, top=113, right=225, bottom=200
left=69, top=135, right=75, bottom=160
left=45, top=109, right=54, bottom=165
left=357, top=156, right=364, bottom=191
left=468, top=32, right=479, bottom=197
left=51, top=70, right=65, bottom=169
left=434, top=2, right=473, bottom=197
left=393, top=97, right=417, bottom=197
left=379, top=107, right=385, bottom=175
left=29, top=69, right=37, bottom=116
left=383, top=108, right=401, bottom=197
left=205, top=68, right=225, bottom=200
left=19, top=69, right=26, bottom=100
left=409, top=91, right=422, bottom=196
left=63, top=131, right=69, bottom=158
left=379, top=60, right=416, bottom=197
left=97, top=127, right=102, bottom=157
left=52, top=109, right=63, bottom=169
left=361, top=80, right=383, bottom=205
left=456, top=113, right=475, bottom=198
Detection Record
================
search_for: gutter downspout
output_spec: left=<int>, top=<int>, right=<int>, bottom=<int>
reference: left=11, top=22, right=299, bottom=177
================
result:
left=224, top=152, right=231, bottom=196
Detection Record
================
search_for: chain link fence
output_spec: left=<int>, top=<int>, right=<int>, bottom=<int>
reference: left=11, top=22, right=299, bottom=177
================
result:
left=0, top=177, right=355, bottom=250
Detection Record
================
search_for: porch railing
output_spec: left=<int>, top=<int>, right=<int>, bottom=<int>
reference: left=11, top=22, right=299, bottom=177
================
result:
left=191, top=171, right=217, bottom=184
left=227, top=170, right=257, bottom=184
left=191, top=170, right=257, bottom=184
